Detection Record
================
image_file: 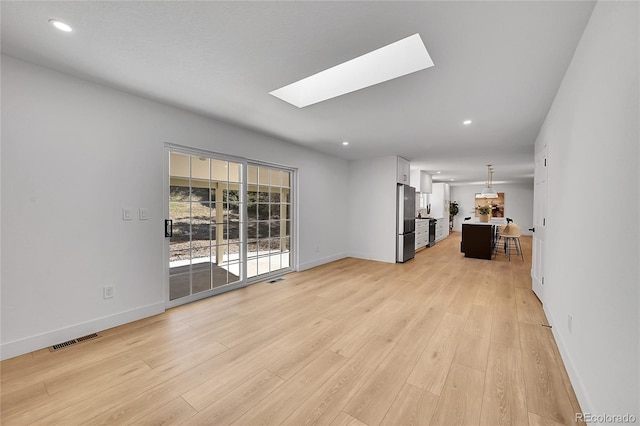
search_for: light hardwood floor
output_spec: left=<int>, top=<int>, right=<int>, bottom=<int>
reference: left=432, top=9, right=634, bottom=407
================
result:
left=1, top=233, right=582, bottom=425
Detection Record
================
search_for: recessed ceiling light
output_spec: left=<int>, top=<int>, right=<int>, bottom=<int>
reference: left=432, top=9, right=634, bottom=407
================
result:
left=436, top=171, right=442, bottom=174
left=270, top=33, right=434, bottom=108
left=49, top=19, right=73, bottom=32
left=450, top=179, right=455, bottom=181
left=342, top=141, right=349, bottom=146
left=463, top=120, right=472, bottom=125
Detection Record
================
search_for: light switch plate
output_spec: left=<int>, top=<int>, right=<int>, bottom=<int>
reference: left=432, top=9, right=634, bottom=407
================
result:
left=139, top=208, right=149, bottom=220
left=103, top=286, right=114, bottom=299
left=122, top=208, right=132, bottom=221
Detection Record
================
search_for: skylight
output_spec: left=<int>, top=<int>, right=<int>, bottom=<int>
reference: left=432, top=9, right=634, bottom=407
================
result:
left=270, top=33, right=434, bottom=108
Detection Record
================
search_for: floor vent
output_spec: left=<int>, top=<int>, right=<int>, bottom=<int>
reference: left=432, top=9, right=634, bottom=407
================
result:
left=50, top=333, right=100, bottom=351
left=268, top=277, right=284, bottom=284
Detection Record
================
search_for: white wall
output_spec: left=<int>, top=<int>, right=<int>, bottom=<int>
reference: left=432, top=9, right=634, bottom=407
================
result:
left=534, top=1, right=639, bottom=419
left=450, top=183, right=534, bottom=235
left=347, top=156, right=397, bottom=263
left=0, top=56, right=349, bottom=359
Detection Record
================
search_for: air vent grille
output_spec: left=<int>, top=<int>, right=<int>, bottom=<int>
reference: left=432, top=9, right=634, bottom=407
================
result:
left=76, top=333, right=100, bottom=342
left=50, top=333, right=100, bottom=351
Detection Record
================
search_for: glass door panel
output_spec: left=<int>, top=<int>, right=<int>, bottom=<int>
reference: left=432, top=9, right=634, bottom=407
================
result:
left=246, top=164, right=292, bottom=280
left=169, top=151, right=244, bottom=302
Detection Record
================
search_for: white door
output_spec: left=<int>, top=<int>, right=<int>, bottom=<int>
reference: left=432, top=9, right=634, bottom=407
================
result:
left=532, top=147, right=547, bottom=302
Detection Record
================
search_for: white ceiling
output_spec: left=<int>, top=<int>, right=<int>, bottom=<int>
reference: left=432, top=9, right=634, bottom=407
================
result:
left=1, top=1, right=595, bottom=185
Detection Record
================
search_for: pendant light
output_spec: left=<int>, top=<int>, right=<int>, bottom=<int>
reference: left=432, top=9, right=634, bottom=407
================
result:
left=480, top=164, right=498, bottom=198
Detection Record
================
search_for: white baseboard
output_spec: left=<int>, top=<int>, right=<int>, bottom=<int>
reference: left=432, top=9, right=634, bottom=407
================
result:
left=298, top=252, right=348, bottom=271
left=0, top=302, right=165, bottom=361
left=347, top=251, right=398, bottom=264
left=544, top=306, right=593, bottom=416
left=346, top=251, right=372, bottom=261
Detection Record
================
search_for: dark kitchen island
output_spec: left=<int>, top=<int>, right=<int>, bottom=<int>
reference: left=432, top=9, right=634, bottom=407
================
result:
left=461, top=222, right=495, bottom=260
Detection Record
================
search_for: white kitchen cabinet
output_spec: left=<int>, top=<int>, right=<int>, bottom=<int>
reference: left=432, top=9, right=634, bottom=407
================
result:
left=397, top=157, right=410, bottom=184
left=431, top=183, right=450, bottom=215
left=432, top=182, right=450, bottom=241
left=415, top=219, right=429, bottom=250
left=435, top=219, right=446, bottom=242
left=410, top=170, right=432, bottom=193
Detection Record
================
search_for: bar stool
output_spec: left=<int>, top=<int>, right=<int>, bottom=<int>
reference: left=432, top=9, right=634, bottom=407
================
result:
left=493, top=217, right=511, bottom=249
left=494, top=223, right=524, bottom=261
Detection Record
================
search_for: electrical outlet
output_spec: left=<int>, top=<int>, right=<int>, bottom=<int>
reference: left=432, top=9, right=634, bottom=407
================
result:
left=122, top=208, right=132, bottom=221
left=568, top=314, right=572, bottom=334
left=139, top=208, right=148, bottom=220
left=103, top=286, right=114, bottom=299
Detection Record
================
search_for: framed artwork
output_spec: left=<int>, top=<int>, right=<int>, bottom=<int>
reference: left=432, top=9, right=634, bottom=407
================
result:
left=475, top=192, right=505, bottom=217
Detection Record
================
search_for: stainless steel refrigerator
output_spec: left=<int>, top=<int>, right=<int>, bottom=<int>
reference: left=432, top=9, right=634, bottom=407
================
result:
left=397, top=184, right=416, bottom=263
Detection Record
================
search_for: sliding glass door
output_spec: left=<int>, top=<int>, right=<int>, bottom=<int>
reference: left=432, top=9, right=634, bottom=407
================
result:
left=166, top=147, right=294, bottom=306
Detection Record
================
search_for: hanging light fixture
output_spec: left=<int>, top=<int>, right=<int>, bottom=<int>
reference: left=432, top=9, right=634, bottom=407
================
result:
left=480, top=164, right=498, bottom=198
